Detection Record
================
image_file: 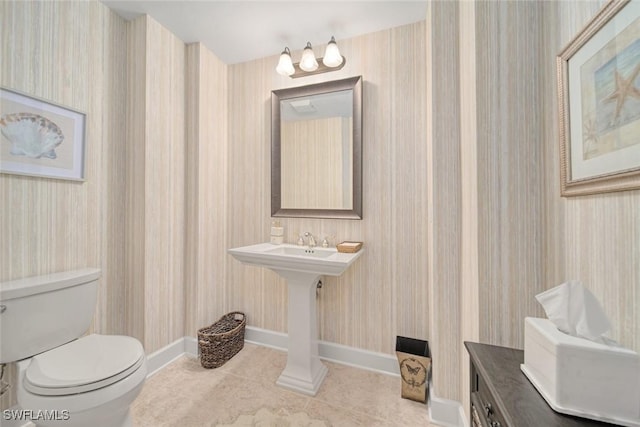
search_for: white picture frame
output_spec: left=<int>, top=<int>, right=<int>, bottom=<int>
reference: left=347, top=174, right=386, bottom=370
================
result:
left=1, top=87, right=87, bottom=181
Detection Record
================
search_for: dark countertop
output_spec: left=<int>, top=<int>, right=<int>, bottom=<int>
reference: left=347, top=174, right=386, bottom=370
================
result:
left=465, top=341, right=616, bottom=426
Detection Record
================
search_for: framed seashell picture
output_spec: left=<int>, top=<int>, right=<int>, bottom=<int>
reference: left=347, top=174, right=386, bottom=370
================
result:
left=1, top=87, right=86, bottom=181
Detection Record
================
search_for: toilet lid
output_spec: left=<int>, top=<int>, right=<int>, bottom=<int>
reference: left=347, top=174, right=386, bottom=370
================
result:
left=25, top=334, right=145, bottom=396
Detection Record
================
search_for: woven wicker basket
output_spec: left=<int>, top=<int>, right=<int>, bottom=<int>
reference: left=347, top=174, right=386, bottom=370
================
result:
left=198, top=311, right=246, bottom=369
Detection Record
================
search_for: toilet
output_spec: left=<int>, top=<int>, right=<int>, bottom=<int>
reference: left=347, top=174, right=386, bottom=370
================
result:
left=0, top=269, right=147, bottom=427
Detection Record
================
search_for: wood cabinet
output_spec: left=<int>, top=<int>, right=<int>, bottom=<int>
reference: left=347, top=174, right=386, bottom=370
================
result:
left=464, top=342, right=613, bottom=427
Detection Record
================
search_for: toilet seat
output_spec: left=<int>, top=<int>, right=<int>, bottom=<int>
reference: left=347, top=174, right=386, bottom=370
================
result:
left=24, top=334, right=145, bottom=396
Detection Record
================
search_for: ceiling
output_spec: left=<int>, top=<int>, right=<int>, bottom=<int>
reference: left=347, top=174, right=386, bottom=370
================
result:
left=100, top=1, right=428, bottom=65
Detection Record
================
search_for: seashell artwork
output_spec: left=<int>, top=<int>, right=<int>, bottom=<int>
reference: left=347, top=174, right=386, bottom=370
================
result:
left=0, top=112, right=64, bottom=159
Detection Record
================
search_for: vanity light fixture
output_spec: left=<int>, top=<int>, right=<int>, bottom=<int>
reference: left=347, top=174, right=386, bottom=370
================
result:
left=276, top=47, right=295, bottom=76
left=276, top=36, right=346, bottom=79
left=299, top=42, right=319, bottom=72
left=322, top=36, right=343, bottom=67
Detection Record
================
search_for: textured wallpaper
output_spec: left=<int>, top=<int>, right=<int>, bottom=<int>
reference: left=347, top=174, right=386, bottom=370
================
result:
left=2, top=0, right=636, bottom=414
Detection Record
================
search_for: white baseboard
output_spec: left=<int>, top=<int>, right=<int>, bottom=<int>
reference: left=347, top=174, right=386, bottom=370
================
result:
left=184, top=335, right=198, bottom=357
left=244, top=326, right=401, bottom=376
left=146, top=337, right=190, bottom=378
left=243, top=326, right=287, bottom=351
left=428, top=385, right=468, bottom=427
left=150, top=327, right=465, bottom=427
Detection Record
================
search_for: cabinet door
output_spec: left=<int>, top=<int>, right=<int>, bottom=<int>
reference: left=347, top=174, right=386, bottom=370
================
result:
left=472, top=385, right=507, bottom=427
left=471, top=392, right=489, bottom=426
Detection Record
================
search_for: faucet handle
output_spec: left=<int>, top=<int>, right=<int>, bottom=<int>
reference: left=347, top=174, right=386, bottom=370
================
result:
left=304, top=231, right=316, bottom=248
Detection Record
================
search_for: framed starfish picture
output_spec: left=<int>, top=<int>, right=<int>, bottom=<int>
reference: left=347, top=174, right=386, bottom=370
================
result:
left=558, top=0, right=640, bottom=196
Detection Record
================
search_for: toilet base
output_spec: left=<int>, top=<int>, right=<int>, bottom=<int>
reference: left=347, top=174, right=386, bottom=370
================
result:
left=123, top=411, right=133, bottom=427
left=16, top=356, right=146, bottom=427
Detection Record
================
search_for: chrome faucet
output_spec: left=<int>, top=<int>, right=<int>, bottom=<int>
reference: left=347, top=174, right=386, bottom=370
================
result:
left=303, top=232, right=316, bottom=248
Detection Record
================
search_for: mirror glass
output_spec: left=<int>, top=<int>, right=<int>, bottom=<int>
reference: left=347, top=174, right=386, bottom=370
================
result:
left=271, top=76, right=362, bottom=219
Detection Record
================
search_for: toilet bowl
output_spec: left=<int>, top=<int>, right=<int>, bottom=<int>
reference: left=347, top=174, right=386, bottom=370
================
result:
left=16, top=334, right=147, bottom=427
left=0, top=269, right=147, bottom=427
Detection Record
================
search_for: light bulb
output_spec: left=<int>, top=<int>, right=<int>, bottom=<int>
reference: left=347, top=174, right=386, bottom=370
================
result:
left=299, top=42, right=318, bottom=72
left=276, top=47, right=295, bottom=76
left=322, top=36, right=343, bottom=68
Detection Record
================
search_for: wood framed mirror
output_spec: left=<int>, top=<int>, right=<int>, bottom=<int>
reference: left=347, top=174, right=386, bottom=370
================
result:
left=271, top=76, right=362, bottom=219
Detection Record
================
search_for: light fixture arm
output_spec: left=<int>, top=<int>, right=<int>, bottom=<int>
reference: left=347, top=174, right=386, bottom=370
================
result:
left=290, top=56, right=346, bottom=79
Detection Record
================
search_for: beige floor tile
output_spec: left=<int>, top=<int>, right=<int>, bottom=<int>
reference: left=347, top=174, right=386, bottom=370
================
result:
left=217, top=343, right=287, bottom=386
left=314, top=362, right=429, bottom=425
left=131, top=344, right=432, bottom=427
left=304, top=399, right=389, bottom=426
left=205, top=375, right=310, bottom=425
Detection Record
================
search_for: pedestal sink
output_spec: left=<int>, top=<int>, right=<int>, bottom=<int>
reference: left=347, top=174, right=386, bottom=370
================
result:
left=228, top=242, right=363, bottom=395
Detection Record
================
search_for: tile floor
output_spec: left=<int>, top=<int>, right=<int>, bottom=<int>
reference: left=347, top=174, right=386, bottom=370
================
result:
left=131, top=343, right=432, bottom=426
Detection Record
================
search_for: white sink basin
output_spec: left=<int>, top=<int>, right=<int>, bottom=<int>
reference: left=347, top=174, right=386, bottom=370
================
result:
left=266, top=245, right=334, bottom=258
left=228, top=242, right=362, bottom=276
left=228, top=241, right=363, bottom=396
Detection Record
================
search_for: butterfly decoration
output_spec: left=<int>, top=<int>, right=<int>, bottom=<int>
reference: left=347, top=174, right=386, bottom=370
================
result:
left=406, top=364, right=421, bottom=375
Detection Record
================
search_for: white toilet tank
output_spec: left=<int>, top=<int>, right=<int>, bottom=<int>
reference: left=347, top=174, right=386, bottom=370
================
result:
left=0, top=268, right=101, bottom=364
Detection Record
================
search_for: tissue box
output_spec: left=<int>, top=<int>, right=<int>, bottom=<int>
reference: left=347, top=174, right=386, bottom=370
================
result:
left=521, top=317, right=640, bottom=426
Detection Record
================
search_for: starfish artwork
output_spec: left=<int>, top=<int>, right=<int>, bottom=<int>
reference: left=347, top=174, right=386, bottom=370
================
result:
left=562, top=1, right=640, bottom=191
left=603, top=62, right=640, bottom=123
left=587, top=33, right=640, bottom=158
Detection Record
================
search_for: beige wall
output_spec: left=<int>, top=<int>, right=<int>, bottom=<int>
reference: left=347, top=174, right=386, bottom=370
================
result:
left=454, top=0, right=639, bottom=406
left=281, top=117, right=351, bottom=209
left=0, top=3, right=192, bottom=408
left=0, top=0, right=128, bottom=409
left=451, top=0, right=549, bottom=405
left=542, top=0, right=639, bottom=352
left=225, top=22, right=430, bottom=355
left=473, top=0, right=546, bottom=347
left=2, top=0, right=638, bottom=414
left=184, top=42, right=229, bottom=335
left=426, top=0, right=464, bottom=401
left=127, top=15, right=186, bottom=353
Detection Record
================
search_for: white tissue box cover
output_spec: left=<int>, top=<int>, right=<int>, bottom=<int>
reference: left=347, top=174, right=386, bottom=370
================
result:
left=521, top=317, right=640, bottom=426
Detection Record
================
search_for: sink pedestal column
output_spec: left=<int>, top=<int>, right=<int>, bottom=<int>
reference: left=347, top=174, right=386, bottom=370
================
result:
left=274, top=270, right=328, bottom=396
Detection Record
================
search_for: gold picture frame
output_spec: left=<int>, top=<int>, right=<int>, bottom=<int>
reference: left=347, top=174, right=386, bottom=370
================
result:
left=558, top=0, right=640, bottom=196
